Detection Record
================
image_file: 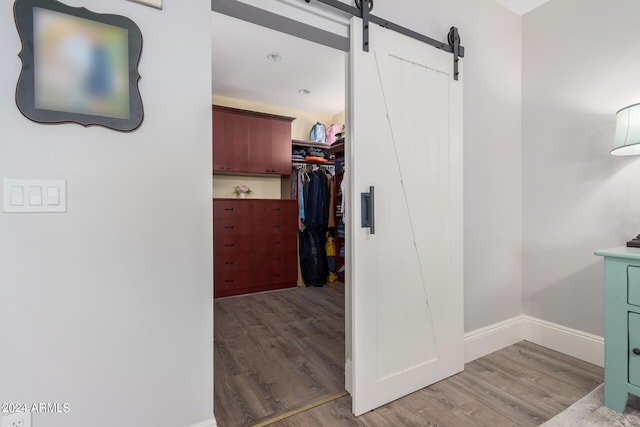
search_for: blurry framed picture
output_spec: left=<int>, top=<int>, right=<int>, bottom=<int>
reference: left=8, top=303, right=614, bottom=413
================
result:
left=13, top=0, right=144, bottom=131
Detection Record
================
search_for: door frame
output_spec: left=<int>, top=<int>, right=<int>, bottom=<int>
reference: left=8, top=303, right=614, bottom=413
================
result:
left=211, top=0, right=356, bottom=397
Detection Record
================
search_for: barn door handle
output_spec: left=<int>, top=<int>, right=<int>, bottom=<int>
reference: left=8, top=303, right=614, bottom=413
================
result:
left=361, top=186, right=375, bottom=234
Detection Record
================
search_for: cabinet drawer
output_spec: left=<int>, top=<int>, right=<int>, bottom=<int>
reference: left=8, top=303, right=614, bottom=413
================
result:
left=254, top=237, right=293, bottom=253
left=213, top=200, right=252, bottom=219
left=253, top=200, right=296, bottom=219
left=214, top=268, right=252, bottom=291
left=629, top=312, right=640, bottom=387
left=628, top=266, right=640, bottom=307
left=214, top=253, right=252, bottom=273
left=261, top=254, right=298, bottom=285
left=255, top=221, right=291, bottom=237
left=214, top=217, right=252, bottom=238
left=214, top=236, right=253, bottom=254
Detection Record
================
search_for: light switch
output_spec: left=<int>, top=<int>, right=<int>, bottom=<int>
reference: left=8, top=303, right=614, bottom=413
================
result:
left=3, top=179, right=66, bottom=213
left=47, top=186, right=60, bottom=206
left=29, top=186, right=42, bottom=206
left=9, top=186, right=24, bottom=206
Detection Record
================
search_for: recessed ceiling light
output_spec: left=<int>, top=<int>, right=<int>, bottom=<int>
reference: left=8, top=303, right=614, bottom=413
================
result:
left=267, top=53, right=282, bottom=62
left=298, top=89, right=310, bottom=95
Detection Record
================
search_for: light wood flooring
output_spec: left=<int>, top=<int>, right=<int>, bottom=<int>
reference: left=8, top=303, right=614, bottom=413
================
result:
left=215, top=284, right=346, bottom=426
left=214, top=284, right=603, bottom=427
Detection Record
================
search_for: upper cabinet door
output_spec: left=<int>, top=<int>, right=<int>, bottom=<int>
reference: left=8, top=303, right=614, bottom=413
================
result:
left=248, top=116, right=272, bottom=174
left=225, top=113, right=251, bottom=173
left=270, top=119, right=293, bottom=175
left=212, top=109, right=230, bottom=172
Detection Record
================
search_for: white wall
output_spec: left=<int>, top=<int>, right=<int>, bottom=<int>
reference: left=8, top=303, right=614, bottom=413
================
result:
left=523, top=0, right=640, bottom=336
left=371, top=0, right=523, bottom=332
left=0, top=2, right=213, bottom=426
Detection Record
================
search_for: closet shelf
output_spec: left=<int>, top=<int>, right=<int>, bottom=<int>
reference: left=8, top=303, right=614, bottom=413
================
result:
left=292, top=160, right=336, bottom=167
left=292, top=139, right=344, bottom=156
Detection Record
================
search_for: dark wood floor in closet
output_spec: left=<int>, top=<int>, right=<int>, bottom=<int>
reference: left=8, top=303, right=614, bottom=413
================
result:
left=214, top=285, right=603, bottom=427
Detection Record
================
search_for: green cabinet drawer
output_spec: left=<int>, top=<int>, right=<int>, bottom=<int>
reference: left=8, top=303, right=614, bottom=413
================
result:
left=629, top=266, right=640, bottom=307
left=629, top=312, right=640, bottom=387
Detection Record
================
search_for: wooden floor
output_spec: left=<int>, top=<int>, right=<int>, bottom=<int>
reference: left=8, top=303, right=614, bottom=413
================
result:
left=214, top=284, right=603, bottom=427
left=214, top=284, right=346, bottom=426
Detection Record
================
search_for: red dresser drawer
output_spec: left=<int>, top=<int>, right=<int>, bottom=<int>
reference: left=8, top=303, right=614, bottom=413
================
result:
left=214, top=253, right=251, bottom=273
left=214, top=269, right=252, bottom=292
left=253, top=200, right=296, bottom=221
left=214, top=236, right=253, bottom=254
left=253, top=236, right=290, bottom=253
left=214, top=216, right=252, bottom=238
left=213, top=199, right=252, bottom=219
left=255, top=220, right=289, bottom=237
left=260, top=253, right=297, bottom=285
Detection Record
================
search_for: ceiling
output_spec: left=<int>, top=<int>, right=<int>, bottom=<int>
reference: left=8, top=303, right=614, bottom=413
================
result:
left=211, top=11, right=346, bottom=116
left=494, top=0, right=551, bottom=15
left=211, top=0, right=551, bottom=116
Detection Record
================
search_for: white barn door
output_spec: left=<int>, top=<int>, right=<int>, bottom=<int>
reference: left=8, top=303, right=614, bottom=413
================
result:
left=348, top=18, right=463, bottom=416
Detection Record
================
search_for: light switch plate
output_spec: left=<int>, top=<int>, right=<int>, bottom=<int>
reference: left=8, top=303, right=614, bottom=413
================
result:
left=0, top=411, right=32, bottom=427
left=3, top=179, right=67, bottom=213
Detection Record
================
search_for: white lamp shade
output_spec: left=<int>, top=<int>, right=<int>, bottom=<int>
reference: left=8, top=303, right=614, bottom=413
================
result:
left=612, top=103, right=640, bottom=156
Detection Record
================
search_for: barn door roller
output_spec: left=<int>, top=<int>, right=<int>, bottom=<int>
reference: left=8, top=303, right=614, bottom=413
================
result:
left=304, top=0, right=464, bottom=80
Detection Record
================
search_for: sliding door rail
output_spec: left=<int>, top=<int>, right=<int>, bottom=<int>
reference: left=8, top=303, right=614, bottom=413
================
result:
left=305, top=0, right=464, bottom=80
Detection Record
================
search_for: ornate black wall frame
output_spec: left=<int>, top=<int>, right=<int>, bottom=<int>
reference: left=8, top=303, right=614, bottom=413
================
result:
left=304, top=0, right=465, bottom=80
left=13, top=0, right=144, bottom=131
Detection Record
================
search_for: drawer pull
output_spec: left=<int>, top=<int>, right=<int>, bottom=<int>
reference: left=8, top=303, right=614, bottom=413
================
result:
left=272, top=208, right=281, bottom=211
left=224, top=208, right=234, bottom=211
left=224, top=243, right=234, bottom=247
left=225, top=279, right=234, bottom=283
left=634, top=348, right=640, bottom=356
left=224, top=226, right=234, bottom=229
left=273, top=224, right=281, bottom=228
left=225, top=261, right=235, bottom=265
left=273, top=241, right=281, bottom=244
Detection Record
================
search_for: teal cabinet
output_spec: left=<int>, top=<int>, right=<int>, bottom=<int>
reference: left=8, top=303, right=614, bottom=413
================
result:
left=595, top=247, right=640, bottom=412
left=628, top=266, right=640, bottom=307
left=629, top=313, right=640, bottom=387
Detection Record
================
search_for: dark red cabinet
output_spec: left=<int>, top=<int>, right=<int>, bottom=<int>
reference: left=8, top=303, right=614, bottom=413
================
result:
left=213, top=199, right=297, bottom=298
left=212, top=105, right=294, bottom=175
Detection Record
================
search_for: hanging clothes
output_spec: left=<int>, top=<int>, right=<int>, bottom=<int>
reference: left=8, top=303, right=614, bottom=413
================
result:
left=298, top=227, right=328, bottom=287
left=304, top=170, right=329, bottom=229
left=325, top=231, right=337, bottom=283
left=328, top=174, right=336, bottom=229
left=293, top=164, right=338, bottom=287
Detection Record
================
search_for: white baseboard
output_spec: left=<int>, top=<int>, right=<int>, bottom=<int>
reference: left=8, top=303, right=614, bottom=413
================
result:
left=464, top=315, right=527, bottom=363
left=188, top=418, right=216, bottom=427
left=464, top=315, right=604, bottom=367
left=345, top=358, right=352, bottom=394
left=522, top=316, right=604, bottom=367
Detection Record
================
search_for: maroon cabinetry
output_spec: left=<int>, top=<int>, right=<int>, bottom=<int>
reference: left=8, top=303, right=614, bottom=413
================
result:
left=213, top=198, right=297, bottom=298
left=212, top=105, right=294, bottom=175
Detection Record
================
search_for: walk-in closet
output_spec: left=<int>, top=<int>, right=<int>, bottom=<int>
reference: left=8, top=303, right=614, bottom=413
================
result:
left=211, top=8, right=348, bottom=426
